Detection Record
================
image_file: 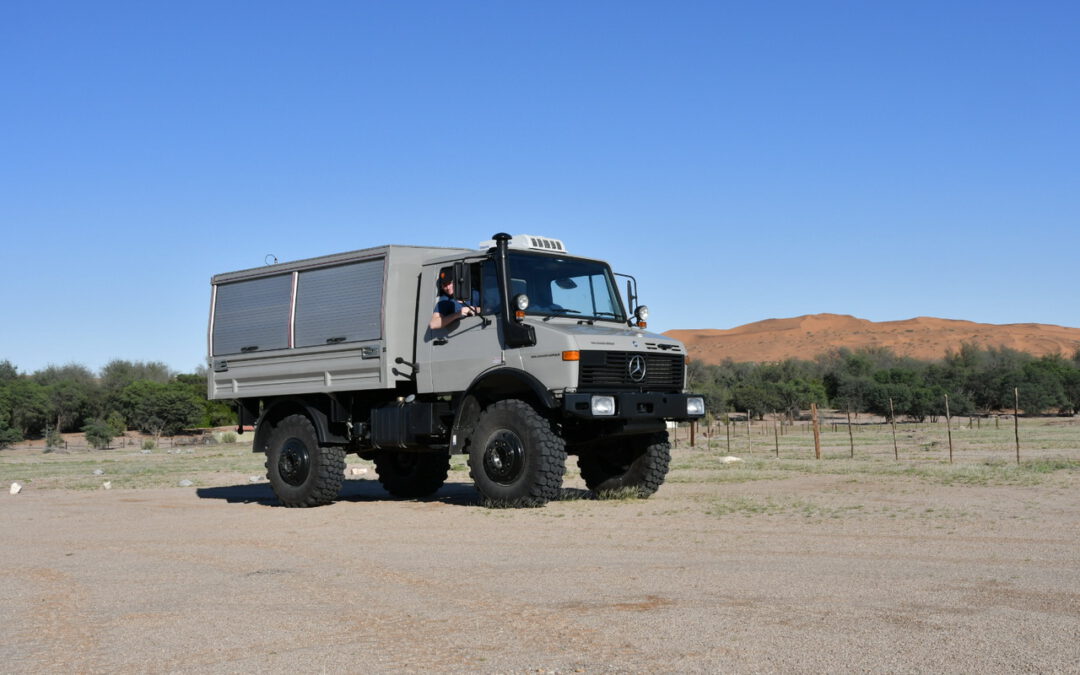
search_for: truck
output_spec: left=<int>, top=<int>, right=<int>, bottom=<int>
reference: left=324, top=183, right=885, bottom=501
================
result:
left=207, top=233, right=705, bottom=507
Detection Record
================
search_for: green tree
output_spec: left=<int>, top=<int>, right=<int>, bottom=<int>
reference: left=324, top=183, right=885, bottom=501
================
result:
left=174, top=371, right=235, bottom=427
left=0, top=418, right=21, bottom=449
left=0, top=360, right=18, bottom=382
left=7, top=379, right=49, bottom=436
left=100, top=360, right=171, bottom=393
left=83, top=419, right=114, bottom=450
left=117, top=381, right=203, bottom=437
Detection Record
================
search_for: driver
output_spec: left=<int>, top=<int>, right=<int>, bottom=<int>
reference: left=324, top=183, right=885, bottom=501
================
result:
left=428, top=270, right=480, bottom=330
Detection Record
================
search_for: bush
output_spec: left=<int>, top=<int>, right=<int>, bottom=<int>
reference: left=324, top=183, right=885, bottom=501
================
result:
left=83, top=419, right=114, bottom=450
left=46, top=428, right=64, bottom=449
left=106, top=411, right=127, bottom=437
left=142, top=439, right=156, bottom=450
left=0, top=422, right=20, bottom=449
left=221, top=431, right=237, bottom=444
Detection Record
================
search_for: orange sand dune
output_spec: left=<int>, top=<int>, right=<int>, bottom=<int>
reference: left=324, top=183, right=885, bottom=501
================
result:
left=665, top=314, right=1080, bottom=364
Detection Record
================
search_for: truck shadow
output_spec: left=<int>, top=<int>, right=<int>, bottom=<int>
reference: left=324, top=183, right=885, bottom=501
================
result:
left=196, top=479, right=593, bottom=507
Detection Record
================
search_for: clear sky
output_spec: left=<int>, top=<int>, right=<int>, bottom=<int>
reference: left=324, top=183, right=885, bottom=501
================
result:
left=3, top=1, right=1078, bottom=375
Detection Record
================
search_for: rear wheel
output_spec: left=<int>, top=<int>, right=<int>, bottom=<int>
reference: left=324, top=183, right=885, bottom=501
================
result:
left=265, top=414, right=345, bottom=507
left=373, top=450, right=450, bottom=499
left=577, top=432, right=670, bottom=498
left=468, top=399, right=566, bottom=507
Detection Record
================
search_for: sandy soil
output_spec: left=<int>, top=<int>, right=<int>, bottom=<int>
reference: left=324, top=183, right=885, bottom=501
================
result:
left=666, top=313, right=1080, bottom=363
left=3, top=466, right=1079, bottom=672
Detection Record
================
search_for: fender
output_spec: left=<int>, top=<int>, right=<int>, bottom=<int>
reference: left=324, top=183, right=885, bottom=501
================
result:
left=251, top=397, right=343, bottom=453
left=448, top=367, right=557, bottom=453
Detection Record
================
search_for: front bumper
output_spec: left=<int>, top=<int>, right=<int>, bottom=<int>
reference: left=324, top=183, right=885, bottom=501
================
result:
left=562, top=392, right=705, bottom=421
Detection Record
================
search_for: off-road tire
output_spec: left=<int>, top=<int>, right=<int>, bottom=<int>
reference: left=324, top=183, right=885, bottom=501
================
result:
left=468, top=399, right=566, bottom=507
left=577, top=431, right=670, bottom=498
left=265, top=414, right=345, bottom=507
left=373, top=451, right=450, bottom=499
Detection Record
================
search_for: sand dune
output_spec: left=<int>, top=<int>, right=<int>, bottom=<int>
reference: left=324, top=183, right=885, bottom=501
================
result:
left=665, top=313, right=1080, bottom=364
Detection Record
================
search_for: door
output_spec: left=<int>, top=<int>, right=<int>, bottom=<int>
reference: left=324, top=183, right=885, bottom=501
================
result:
left=418, top=261, right=505, bottom=393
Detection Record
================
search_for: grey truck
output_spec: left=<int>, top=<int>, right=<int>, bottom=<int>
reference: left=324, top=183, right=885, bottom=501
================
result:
left=208, top=233, right=704, bottom=507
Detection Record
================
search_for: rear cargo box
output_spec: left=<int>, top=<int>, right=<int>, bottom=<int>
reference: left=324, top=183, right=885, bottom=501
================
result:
left=207, top=244, right=467, bottom=400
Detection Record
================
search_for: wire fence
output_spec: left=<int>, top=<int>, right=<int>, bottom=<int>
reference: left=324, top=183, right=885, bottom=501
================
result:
left=672, top=412, right=1080, bottom=464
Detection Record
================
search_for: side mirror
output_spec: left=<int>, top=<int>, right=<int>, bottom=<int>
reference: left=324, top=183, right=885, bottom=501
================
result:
left=453, top=261, right=472, bottom=302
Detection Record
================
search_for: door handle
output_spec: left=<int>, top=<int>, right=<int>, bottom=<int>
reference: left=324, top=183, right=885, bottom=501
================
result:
left=433, top=338, right=448, bottom=346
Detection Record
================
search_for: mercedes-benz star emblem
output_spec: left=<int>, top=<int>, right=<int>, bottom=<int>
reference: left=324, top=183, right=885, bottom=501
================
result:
left=628, top=355, right=647, bottom=383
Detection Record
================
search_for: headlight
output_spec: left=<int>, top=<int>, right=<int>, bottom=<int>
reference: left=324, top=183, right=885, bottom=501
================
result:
left=591, top=395, right=616, bottom=416
left=514, top=294, right=530, bottom=311
left=635, top=305, right=649, bottom=322
left=686, top=397, right=705, bottom=416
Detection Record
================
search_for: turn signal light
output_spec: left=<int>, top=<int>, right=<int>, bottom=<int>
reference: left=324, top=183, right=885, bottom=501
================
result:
left=562, top=351, right=580, bottom=361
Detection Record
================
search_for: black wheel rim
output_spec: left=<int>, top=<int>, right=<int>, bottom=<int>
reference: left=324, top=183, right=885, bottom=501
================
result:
left=483, top=430, right=526, bottom=485
left=392, top=452, right=418, bottom=475
left=279, top=438, right=311, bottom=486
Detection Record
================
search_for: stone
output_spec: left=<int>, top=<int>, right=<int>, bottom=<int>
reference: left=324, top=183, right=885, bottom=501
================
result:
left=93, top=469, right=105, bottom=476
left=178, top=479, right=194, bottom=487
left=248, top=476, right=262, bottom=483
left=349, top=467, right=368, bottom=476
left=10, top=482, right=22, bottom=495
left=720, top=456, right=744, bottom=464
left=103, top=481, right=112, bottom=490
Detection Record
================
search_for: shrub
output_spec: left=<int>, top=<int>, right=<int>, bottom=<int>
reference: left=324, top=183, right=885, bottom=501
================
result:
left=0, top=422, right=20, bottom=449
left=221, top=431, right=237, bottom=444
left=106, top=411, right=127, bottom=437
left=142, top=439, right=156, bottom=450
left=83, top=419, right=114, bottom=450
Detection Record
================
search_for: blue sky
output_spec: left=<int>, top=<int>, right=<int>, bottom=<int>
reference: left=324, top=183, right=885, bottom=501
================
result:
left=2, top=1, right=1078, bottom=374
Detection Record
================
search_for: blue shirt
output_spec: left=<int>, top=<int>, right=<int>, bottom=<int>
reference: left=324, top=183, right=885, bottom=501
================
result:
left=435, top=290, right=480, bottom=317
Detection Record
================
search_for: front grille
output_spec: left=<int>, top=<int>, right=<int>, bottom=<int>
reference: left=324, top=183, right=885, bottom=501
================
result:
left=578, top=351, right=684, bottom=392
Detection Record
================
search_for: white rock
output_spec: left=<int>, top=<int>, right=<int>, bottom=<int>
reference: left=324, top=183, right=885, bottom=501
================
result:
left=720, top=456, right=744, bottom=464
left=349, top=467, right=368, bottom=476
left=178, top=479, right=194, bottom=487
left=93, top=469, right=104, bottom=476
left=248, top=476, right=262, bottom=483
left=10, top=482, right=22, bottom=495
left=103, top=481, right=112, bottom=490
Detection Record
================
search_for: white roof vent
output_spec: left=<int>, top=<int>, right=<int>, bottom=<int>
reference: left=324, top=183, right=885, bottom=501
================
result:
left=479, top=234, right=568, bottom=253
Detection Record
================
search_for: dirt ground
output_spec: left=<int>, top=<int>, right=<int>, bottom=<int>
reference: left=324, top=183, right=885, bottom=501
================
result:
left=3, top=442, right=1080, bottom=674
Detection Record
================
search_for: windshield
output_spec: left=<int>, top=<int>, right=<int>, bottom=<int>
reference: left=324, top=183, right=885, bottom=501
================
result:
left=494, top=252, right=627, bottom=322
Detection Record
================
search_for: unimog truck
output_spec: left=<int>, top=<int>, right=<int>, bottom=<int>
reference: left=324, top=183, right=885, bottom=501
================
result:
left=208, top=233, right=705, bottom=507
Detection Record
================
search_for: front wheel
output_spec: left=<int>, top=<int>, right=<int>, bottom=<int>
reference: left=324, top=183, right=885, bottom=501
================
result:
left=265, top=414, right=345, bottom=507
left=577, top=431, right=671, bottom=498
left=468, top=399, right=566, bottom=507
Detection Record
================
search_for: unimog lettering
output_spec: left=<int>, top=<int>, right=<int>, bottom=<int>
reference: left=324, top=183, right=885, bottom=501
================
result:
left=208, top=233, right=705, bottom=507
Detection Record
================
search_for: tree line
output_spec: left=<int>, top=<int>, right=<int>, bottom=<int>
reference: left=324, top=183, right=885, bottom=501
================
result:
left=0, top=360, right=235, bottom=448
left=688, top=344, right=1080, bottom=422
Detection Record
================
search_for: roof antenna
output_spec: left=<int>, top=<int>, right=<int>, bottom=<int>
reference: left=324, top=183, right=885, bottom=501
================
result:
left=264, top=254, right=278, bottom=266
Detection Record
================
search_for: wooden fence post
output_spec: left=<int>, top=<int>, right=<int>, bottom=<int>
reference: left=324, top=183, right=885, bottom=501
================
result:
left=846, top=409, right=854, bottom=458
left=1014, top=388, right=1021, bottom=464
left=945, top=394, right=953, bottom=464
left=888, top=398, right=898, bottom=461
left=773, top=419, right=779, bottom=458
left=746, top=411, right=752, bottom=454
left=811, top=403, right=822, bottom=460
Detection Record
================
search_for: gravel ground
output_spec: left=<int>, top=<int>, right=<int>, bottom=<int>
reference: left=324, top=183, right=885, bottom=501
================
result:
left=2, top=469, right=1079, bottom=673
